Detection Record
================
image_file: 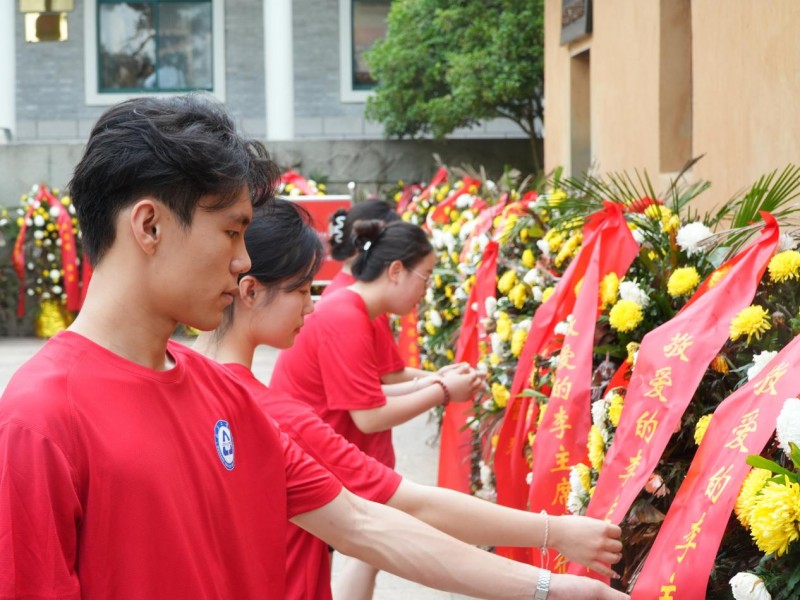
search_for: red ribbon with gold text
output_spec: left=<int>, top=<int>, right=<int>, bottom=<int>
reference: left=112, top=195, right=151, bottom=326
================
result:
left=494, top=202, right=637, bottom=561
left=12, top=185, right=82, bottom=316
left=438, top=241, right=499, bottom=492
left=632, top=333, right=800, bottom=598
left=574, top=214, right=780, bottom=577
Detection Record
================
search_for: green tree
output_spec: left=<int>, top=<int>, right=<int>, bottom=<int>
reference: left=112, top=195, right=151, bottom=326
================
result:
left=365, top=0, right=545, bottom=171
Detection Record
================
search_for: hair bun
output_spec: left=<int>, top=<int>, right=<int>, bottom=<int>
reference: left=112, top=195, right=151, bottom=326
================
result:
left=351, top=219, right=384, bottom=252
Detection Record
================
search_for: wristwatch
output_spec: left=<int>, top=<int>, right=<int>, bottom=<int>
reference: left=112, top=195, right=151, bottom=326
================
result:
left=533, top=569, right=551, bottom=600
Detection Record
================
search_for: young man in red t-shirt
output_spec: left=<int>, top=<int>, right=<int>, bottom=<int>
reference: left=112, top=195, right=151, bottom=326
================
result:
left=0, top=95, right=629, bottom=600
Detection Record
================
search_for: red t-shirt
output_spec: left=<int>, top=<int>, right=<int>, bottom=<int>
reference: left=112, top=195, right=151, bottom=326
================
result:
left=0, top=332, right=342, bottom=600
left=322, top=271, right=405, bottom=376
left=272, top=288, right=396, bottom=467
left=225, top=363, right=402, bottom=600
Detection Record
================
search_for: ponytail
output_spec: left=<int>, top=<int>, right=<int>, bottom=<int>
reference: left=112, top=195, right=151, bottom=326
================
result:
left=351, top=220, right=432, bottom=282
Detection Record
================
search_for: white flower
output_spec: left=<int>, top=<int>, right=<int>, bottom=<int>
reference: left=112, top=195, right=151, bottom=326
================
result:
left=554, top=315, right=573, bottom=336
left=467, top=418, right=480, bottom=431
left=52, top=285, right=62, bottom=295
left=482, top=399, right=495, bottom=411
left=49, top=270, right=60, bottom=282
left=747, top=350, right=778, bottom=381
left=461, top=219, right=477, bottom=238
left=515, top=319, right=532, bottom=332
left=779, top=232, right=798, bottom=251
left=567, top=466, right=588, bottom=515
left=425, top=288, right=435, bottom=304
left=618, top=280, right=649, bottom=307
left=591, top=399, right=606, bottom=428
left=536, top=239, right=551, bottom=258
left=531, top=286, right=543, bottom=303
left=484, top=180, right=497, bottom=192
left=525, top=471, right=533, bottom=485
left=479, top=461, right=494, bottom=488
left=428, top=310, right=443, bottom=328
left=729, top=572, right=771, bottom=600
left=431, top=229, right=444, bottom=249
left=776, top=397, right=800, bottom=455
left=630, top=228, right=645, bottom=245
left=454, top=287, right=468, bottom=301
left=46, top=253, right=56, bottom=262
left=676, top=221, right=713, bottom=257
left=455, top=195, right=472, bottom=209
left=33, top=230, right=44, bottom=240
left=33, top=215, right=45, bottom=227
left=476, top=362, right=488, bottom=375
left=49, top=206, right=61, bottom=219
left=523, top=268, right=542, bottom=286
left=484, top=297, right=497, bottom=316
left=490, top=333, right=503, bottom=357
left=443, top=232, right=457, bottom=252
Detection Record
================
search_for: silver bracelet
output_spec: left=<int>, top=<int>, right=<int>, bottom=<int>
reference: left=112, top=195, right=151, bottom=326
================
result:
left=533, top=569, right=551, bottom=600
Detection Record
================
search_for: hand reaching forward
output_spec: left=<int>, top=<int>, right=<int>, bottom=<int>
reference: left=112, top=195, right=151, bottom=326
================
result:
left=550, top=515, right=624, bottom=579
left=550, top=574, right=630, bottom=600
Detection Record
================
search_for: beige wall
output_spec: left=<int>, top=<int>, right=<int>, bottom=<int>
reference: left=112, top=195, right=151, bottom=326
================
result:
left=545, top=0, right=800, bottom=213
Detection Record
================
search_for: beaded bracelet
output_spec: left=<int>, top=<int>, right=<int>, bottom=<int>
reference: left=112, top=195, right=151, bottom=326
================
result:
left=432, top=379, right=451, bottom=406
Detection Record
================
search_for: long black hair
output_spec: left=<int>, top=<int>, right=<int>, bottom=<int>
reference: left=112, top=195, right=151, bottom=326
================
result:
left=350, top=220, right=432, bottom=282
left=328, top=200, right=400, bottom=261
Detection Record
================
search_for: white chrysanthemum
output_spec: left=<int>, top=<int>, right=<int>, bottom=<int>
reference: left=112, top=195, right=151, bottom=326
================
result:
left=747, top=350, right=778, bottom=381
left=515, top=319, right=532, bottom=332
left=461, top=219, right=477, bottom=238
left=476, top=362, right=488, bottom=375
left=490, top=333, right=503, bottom=357
left=532, top=286, right=543, bottom=302
left=729, top=572, right=772, bottom=600
left=536, top=239, right=551, bottom=257
left=428, top=310, right=443, bottom=328
left=525, top=471, right=533, bottom=486
left=454, top=287, right=468, bottom=301
left=676, top=221, right=713, bottom=257
left=776, top=397, right=800, bottom=455
left=591, top=399, right=607, bottom=428
left=443, top=232, right=457, bottom=252
left=554, top=315, right=574, bottom=336
left=52, top=285, right=62, bottom=295
left=523, top=268, right=543, bottom=286
left=33, top=215, right=45, bottom=227
left=49, top=206, right=61, bottom=219
left=482, top=398, right=495, bottom=411
left=779, top=232, right=798, bottom=252
left=425, top=288, right=435, bottom=304
left=631, top=228, right=645, bottom=245
left=618, top=280, right=649, bottom=307
left=484, top=297, right=497, bottom=316
left=33, top=230, right=45, bottom=240
left=431, top=229, right=444, bottom=248
left=467, top=418, right=480, bottom=431
left=567, top=468, right=587, bottom=515
left=456, top=194, right=473, bottom=209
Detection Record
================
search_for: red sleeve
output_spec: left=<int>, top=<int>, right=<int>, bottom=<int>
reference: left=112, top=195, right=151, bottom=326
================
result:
left=0, top=422, right=81, bottom=600
left=281, top=430, right=343, bottom=519
left=281, top=407, right=402, bottom=504
left=374, top=315, right=405, bottom=376
left=318, top=317, right=386, bottom=411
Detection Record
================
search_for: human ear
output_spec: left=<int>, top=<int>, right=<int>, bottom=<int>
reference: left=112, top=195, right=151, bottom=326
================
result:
left=129, top=199, right=161, bottom=256
left=387, top=260, right=404, bottom=284
left=238, top=276, right=259, bottom=305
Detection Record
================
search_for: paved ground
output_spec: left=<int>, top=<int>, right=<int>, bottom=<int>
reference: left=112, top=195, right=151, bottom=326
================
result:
left=0, top=336, right=467, bottom=599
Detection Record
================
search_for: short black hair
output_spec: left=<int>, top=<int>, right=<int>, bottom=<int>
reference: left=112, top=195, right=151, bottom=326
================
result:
left=328, top=199, right=400, bottom=261
left=351, top=220, right=433, bottom=282
left=69, top=94, right=280, bottom=265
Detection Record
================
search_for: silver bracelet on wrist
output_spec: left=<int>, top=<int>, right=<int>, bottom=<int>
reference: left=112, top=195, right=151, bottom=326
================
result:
left=533, top=568, right=551, bottom=600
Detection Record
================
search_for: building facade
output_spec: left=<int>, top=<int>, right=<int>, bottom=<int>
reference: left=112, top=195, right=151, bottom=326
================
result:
left=544, top=0, right=800, bottom=211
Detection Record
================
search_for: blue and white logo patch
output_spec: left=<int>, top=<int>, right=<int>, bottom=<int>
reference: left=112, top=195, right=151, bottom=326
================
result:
left=214, top=420, right=235, bottom=471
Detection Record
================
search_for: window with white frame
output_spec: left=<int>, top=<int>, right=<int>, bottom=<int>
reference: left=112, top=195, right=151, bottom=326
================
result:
left=85, top=0, right=225, bottom=105
left=339, top=0, right=390, bottom=103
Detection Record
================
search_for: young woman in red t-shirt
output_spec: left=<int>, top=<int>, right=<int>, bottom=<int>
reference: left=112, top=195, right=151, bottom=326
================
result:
left=195, top=199, right=627, bottom=600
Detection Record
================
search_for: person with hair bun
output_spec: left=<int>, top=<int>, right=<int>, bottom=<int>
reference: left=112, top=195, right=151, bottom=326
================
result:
left=196, top=200, right=627, bottom=600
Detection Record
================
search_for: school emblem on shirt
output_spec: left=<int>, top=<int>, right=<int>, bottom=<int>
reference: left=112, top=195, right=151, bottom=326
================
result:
left=214, top=420, right=235, bottom=471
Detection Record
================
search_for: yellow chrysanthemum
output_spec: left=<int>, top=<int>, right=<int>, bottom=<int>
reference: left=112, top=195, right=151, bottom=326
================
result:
left=545, top=230, right=564, bottom=253
left=489, top=353, right=501, bottom=366
left=425, top=322, right=437, bottom=336
left=588, top=425, right=605, bottom=471
left=626, top=342, right=640, bottom=364
left=499, top=215, right=519, bottom=244
left=522, top=248, right=535, bottom=269
left=555, top=234, right=581, bottom=267
left=548, top=189, right=566, bottom=206
left=693, top=414, right=712, bottom=445
left=574, top=462, right=592, bottom=492
left=446, top=349, right=454, bottom=360
left=508, top=283, right=529, bottom=310
left=519, top=228, right=530, bottom=243
left=609, top=300, right=644, bottom=333
left=498, top=270, right=518, bottom=294
left=735, top=468, right=773, bottom=528
left=491, top=383, right=510, bottom=409
left=449, top=222, right=462, bottom=236
left=607, top=392, right=624, bottom=428
left=662, top=214, right=681, bottom=235
left=600, top=273, right=620, bottom=310
left=707, top=266, right=731, bottom=289
left=667, top=267, right=701, bottom=298
left=542, top=287, right=555, bottom=303
left=434, top=274, right=443, bottom=288
left=644, top=204, right=673, bottom=223
left=768, top=250, right=800, bottom=283
left=730, top=305, right=772, bottom=344
left=496, top=312, right=513, bottom=342
left=511, top=328, right=527, bottom=358
left=748, top=476, right=800, bottom=557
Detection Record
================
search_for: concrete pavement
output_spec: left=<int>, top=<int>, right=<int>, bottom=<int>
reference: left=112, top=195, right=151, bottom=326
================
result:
left=0, top=336, right=468, bottom=599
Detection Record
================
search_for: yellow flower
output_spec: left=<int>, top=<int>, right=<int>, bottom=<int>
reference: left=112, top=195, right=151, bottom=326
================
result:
left=522, top=248, right=535, bottom=269
left=496, top=312, right=513, bottom=342
left=609, top=300, right=644, bottom=333
left=730, top=305, right=771, bottom=344
left=434, top=274, right=443, bottom=288
left=425, top=322, right=437, bottom=336
left=511, top=328, right=527, bottom=358
left=520, top=228, right=530, bottom=243
left=499, top=215, right=519, bottom=244
left=707, top=266, right=731, bottom=289
left=555, top=234, right=581, bottom=267
left=710, top=354, right=730, bottom=374
left=508, top=283, right=528, bottom=309
left=626, top=342, right=640, bottom=364
left=463, top=275, right=476, bottom=295
left=588, top=425, right=605, bottom=471
left=644, top=204, right=672, bottom=223
left=541, top=287, right=555, bottom=303
left=662, top=214, right=681, bottom=234
left=446, top=349, right=455, bottom=360
left=545, top=230, right=564, bottom=253
left=735, top=468, right=773, bottom=528
left=548, top=189, right=566, bottom=206
left=748, top=476, right=800, bottom=556
left=497, top=270, right=518, bottom=294
left=600, top=273, right=619, bottom=309
left=667, top=267, right=701, bottom=298
left=574, top=462, right=592, bottom=492
left=489, top=353, right=501, bottom=366
left=450, top=251, right=459, bottom=263
left=693, top=414, right=712, bottom=445
left=607, top=392, right=624, bottom=428
left=768, top=250, right=800, bottom=283
left=450, top=222, right=462, bottom=236
left=491, top=434, right=499, bottom=449
left=491, top=383, right=510, bottom=409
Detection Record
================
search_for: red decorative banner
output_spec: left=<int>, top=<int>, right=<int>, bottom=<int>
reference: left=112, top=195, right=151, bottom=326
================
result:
left=575, top=214, right=780, bottom=575
left=459, top=194, right=509, bottom=263
left=398, top=309, right=421, bottom=369
left=527, top=238, right=601, bottom=573
left=428, top=176, right=485, bottom=225
left=494, top=202, right=637, bottom=562
left=404, top=167, right=449, bottom=215
left=438, top=241, right=499, bottom=492
left=632, top=334, right=800, bottom=598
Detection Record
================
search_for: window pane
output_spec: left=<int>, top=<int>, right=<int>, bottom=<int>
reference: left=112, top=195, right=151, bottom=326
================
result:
left=98, top=1, right=212, bottom=93
left=99, top=3, right=156, bottom=90
left=352, top=0, right=390, bottom=89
